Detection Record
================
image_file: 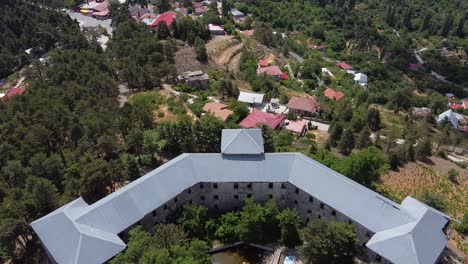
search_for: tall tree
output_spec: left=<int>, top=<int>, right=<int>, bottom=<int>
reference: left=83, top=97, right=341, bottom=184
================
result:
left=456, top=13, right=466, bottom=37
left=440, top=13, right=454, bottom=36
left=338, top=129, right=355, bottom=155
left=421, top=12, right=432, bottom=32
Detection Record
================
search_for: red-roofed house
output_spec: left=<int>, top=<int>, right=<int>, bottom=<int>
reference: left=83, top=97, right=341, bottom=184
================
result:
left=202, top=102, right=233, bottom=122
left=239, top=109, right=286, bottom=129
left=285, top=120, right=307, bottom=135
left=462, top=98, right=468, bottom=109
left=5, top=87, right=25, bottom=98
left=151, top=11, right=177, bottom=27
left=258, top=60, right=269, bottom=68
left=79, top=0, right=110, bottom=18
left=323, top=88, right=344, bottom=101
left=287, top=96, right=319, bottom=117
left=281, top=72, right=288, bottom=80
left=336, top=61, right=352, bottom=71
left=257, top=65, right=283, bottom=80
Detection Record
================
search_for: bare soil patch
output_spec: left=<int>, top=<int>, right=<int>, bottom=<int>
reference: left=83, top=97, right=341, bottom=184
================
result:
left=174, top=46, right=204, bottom=74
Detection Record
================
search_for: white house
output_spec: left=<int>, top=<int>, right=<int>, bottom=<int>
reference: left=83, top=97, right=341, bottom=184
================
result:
left=437, top=109, right=466, bottom=128
left=208, top=24, right=225, bottom=35
left=354, top=73, right=368, bottom=87
left=321, top=67, right=335, bottom=78
left=238, top=91, right=265, bottom=106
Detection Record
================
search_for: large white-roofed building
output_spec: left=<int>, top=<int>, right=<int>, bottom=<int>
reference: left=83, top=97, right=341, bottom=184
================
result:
left=31, top=129, right=455, bottom=264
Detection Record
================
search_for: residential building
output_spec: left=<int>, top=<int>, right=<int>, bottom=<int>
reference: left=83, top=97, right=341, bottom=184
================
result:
left=151, top=11, right=177, bottom=27
left=202, top=102, right=233, bottom=122
left=230, top=9, right=245, bottom=18
left=354, top=73, right=368, bottom=87
left=323, top=88, right=344, bottom=101
left=437, top=109, right=467, bottom=128
left=31, top=129, right=457, bottom=264
left=128, top=4, right=153, bottom=22
left=336, top=61, right=353, bottom=70
left=208, top=24, right=225, bottom=35
left=78, top=0, right=110, bottom=18
left=258, top=59, right=269, bottom=68
left=287, top=96, right=319, bottom=117
left=462, top=98, right=468, bottom=109
left=321, top=67, right=334, bottom=78
left=411, top=107, right=432, bottom=119
left=239, top=110, right=286, bottom=129
left=238, top=91, right=265, bottom=106
left=177, top=70, right=210, bottom=88
left=257, top=65, right=283, bottom=80
left=285, top=120, right=307, bottom=135
left=194, top=6, right=208, bottom=15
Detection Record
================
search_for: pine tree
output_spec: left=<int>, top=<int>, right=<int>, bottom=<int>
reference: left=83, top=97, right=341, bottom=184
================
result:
left=421, top=12, right=432, bottom=32
left=194, top=37, right=208, bottom=63
left=386, top=6, right=396, bottom=27
left=348, top=0, right=356, bottom=10
left=338, top=129, right=355, bottom=155
left=440, top=13, right=454, bottom=36
left=403, top=7, right=413, bottom=30
left=456, top=13, right=466, bottom=37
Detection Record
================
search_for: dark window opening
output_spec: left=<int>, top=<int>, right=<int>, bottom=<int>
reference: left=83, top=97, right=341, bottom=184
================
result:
left=307, top=209, right=312, bottom=214
left=348, top=219, right=352, bottom=225
left=269, top=194, right=273, bottom=199
left=214, top=204, right=219, bottom=210
left=200, top=195, right=205, bottom=201
left=309, top=196, right=313, bottom=203
left=152, top=210, right=157, bottom=217
left=187, top=188, right=192, bottom=194
left=189, top=200, right=193, bottom=204
left=234, top=183, right=238, bottom=189
left=214, top=195, right=219, bottom=200
left=376, top=255, right=382, bottom=262
left=268, top=183, right=273, bottom=189
left=247, top=193, right=252, bottom=198
left=295, top=188, right=299, bottom=194
left=306, top=218, right=309, bottom=223
left=163, top=204, right=168, bottom=210
left=318, top=215, right=322, bottom=219
left=281, top=183, right=286, bottom=189
left=247, top=183, right=252, bottom=189
left=173, top=197, right=178, bottom=203
left=331, top=210, right=336, bottom=216
left=200, top=183, right=204, bottom=189
left=213, top=183, right=218, bottom=189
left=320, top=202, right=324, bottom=209
left=294, top=200, right=298, bottom=205
left=234, top=194, right=239, bottom=199
left=366, top=232, right=371, bottom=238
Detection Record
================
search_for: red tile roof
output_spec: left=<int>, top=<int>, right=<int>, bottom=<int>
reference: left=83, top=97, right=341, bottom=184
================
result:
left=323, top=88, right=344, bottom=101
left=450, top=103, right=463, bottom=110
left=239, top=110, right=285, bottom=129
left=257, top=65, right=282, bottom=77
left=258, top=60, right=269, bottom=67
left=151, top=11, right=177, bottom=27
left=202, top=102, right=233, bottom=122
left=336, top=61, right=352, bottom=70
left=287, top=96, right=319, bottom=113
left=282, top=72, right=288, bottom=80
left=5, top=87, right=25, bottom=98
left=409, top=63, right=422, bottom=71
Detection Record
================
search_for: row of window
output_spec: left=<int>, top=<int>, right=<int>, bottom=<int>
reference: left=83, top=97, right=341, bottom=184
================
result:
left=197, top=182, right=292, bottom=190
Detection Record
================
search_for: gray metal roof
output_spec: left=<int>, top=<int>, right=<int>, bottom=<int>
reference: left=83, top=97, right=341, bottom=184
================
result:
left=238, top=91, right=265, bottom=104
left=31, top=129, right=451, bottom=264
left=221, top=129, right=264, bottom=154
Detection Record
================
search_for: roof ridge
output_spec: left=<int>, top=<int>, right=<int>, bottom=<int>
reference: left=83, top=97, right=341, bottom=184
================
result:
left=241, top=130, right=264, bottom=153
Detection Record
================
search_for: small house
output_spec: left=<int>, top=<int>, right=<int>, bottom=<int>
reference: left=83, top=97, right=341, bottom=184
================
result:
left=151, top=11, right=177, bottom=27
left=287, top=96, right=319, bottom=117
left=239, top=109, right=285, bottom=129
left=208, top=24, right=225, bottom=35
left=336, top=61, right=352, bottom=71
left=238, top=91, right=265, bottom=107
left=230, top=9, right=244, bottom=18
left=285, top=120, right=307, bottom=136
left=437, top=109, right=467, bottom=128
left=411, top=107, right=432, bottom=119
left=354, top=73, right=368, bottom=87
left=257, top=65, right=283, bottom=80
left=177, top=70, right=210, bottom=88
left=321, top=67, right=334, bottom=78
left=323, top=88, right=344, bottom=101
left=203, top=102, right=233, bottom=122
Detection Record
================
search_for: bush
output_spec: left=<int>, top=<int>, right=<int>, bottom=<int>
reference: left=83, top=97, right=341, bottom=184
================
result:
left=421, top=192, right=447, bottom=212
left=456, top=213, right=468, bottom=236
left=447, top=168, right=459, bottom=184
left=436, top=149, right=447, bottom=159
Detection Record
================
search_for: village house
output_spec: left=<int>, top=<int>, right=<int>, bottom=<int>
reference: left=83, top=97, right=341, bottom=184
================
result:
left=336, top=61, right=353, bottom=71
left=78, top=0, right=110, bottom=18
left=1, top=87, right=25, bottom=100
left=230, top=9, right=245, bottom=18
left=287, top=96, right=319, bottom=117
left=151, top=11, right=177, bottom=27
left=437, top=109, right=467, bottom=128
left=177, top=70, right=210, bottom=88
left=128, top=4, right=154, bottom=22
left=321, top=67, right=334, bottom=78
left=323, top=88, right=344, bottom=101
left=237, top=91, right=265, bottom=107
left=354, top=73, right=368, bottom=87
left=285, top=119, right=307, bottom=136
left=202, top=102, right=233, bottom=122
left=239, top=109, right=286, bottom=129
left=208, top=24, right=225, bottom=35
left=448, top=98, right=463, bottom=110
left=194, top=6, right=208, bottom=16
left=411, top=107, right=432, bottom=119
left=257, top=65, right=283, bottom=80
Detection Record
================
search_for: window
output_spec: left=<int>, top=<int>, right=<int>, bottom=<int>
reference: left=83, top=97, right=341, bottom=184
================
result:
left=318, top=215, right=322, bottom=219
left=214, top=195, right=219, bottom=200
left=173, top=197, right=178, bottom=203
left=187, top=188, right=192, bottom=194
left=234, top=194, right=239, bottom=199
left=281, top=183, right=286, bottom=189
left=214, top=204, right=219, bottom=210
left=376, top=255, right=382, bottom=262
left=320, top=202, right=324, bottom=209
left=200, top=195, right=205, bottom=201
left=331, top=210, right=336, bottom=216
left=309, top=196, right=313, bottom=203
left=200, top=183, right=204, bottom=189
left=152, top=210, right=157, bottom=217
left=362, top=242, right=366, bottom=247
left=247, top=193, right=252, bottom=198
left=247, top=183, right=252, bottom=189
left=294, top=200, right=298, bottom=205
left=307, top=209, right=312, bottom=214
left=189, top=200, right=193, bottom=204
left=366, top=232, right=371, bottom=238
left=234, top=183, right=239, bottom=189
left=213, top=183, right=218, bottom=189
left=295, top=188, right=299, bottom=194
left=348, top=219, right=353, bottom=225
left=269, top=194, right=273, bottom=199
left=268, top=183, right=273, bottom=189
left=163, top=204, right=168, bottom=210
left=306, top=218, right=309, bottom=223
left=137, top=221, right=142, bottom=226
